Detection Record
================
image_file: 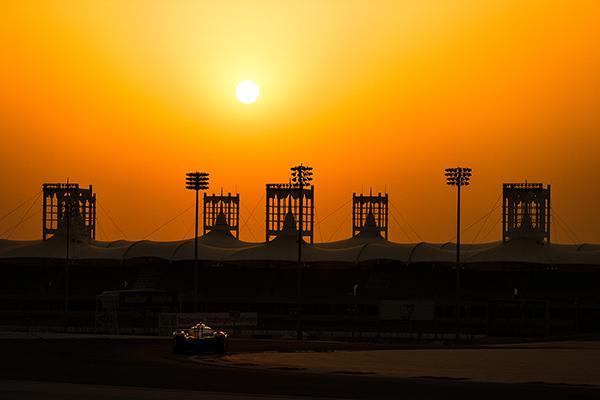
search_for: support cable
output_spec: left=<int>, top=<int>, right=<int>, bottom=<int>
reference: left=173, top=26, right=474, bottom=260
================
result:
left=238, top=211, right=258, bottom=242
left=389, top=201, right=423, bottom=242
left=98, top=203, right=128, bottom=240
left=551, top=207, right=581, bottom=244
left=389, top=209, right=413, bottom=242
left=240, top=193, right=264, bottom=236
left=5, top=193, right=41, bottom=239
left=314, top=208, right=324, bottom=242
left=473, top=194, right=502, bottom=242
left=481, top=217, right=502, bottom=242
left=97, top=223, right=109, bottom=241
left=328, top=215, right=350, bottom=242
left=242, top=202, right=264, bottom=235
left=1, top=209, right=41, bottom=238
left=181, top=221, right=195, bottom=241
left=0, top=190, right=42, bottom=225
left=445, top=196, right=502, bottom=243
left=314, top=199, right=351, bottom=226
left=553, top=215, right=578, bottom=244
left=142, top=203, right=194, bottom=239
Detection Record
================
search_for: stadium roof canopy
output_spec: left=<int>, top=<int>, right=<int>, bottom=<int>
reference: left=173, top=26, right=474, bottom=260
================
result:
left=1, top=212, right=600, bottom=267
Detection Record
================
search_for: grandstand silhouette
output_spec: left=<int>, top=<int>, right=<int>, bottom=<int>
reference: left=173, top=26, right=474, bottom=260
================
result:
left=1, top=180, right=599, bottom=337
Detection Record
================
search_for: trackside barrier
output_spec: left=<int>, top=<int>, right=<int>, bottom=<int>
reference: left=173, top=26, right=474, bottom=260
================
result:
left=159, top=312, right=258, bottom=336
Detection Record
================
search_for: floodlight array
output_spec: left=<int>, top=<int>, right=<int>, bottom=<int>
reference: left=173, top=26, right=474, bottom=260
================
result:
left=445, top=167, right=472, bottom=187
left=290, top=164, right=313, bottom=187
left=186, top=172, right=210, bottom=191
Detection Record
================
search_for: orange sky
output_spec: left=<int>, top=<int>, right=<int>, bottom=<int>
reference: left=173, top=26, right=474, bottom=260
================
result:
left=1, top=1, right=600, bottom=243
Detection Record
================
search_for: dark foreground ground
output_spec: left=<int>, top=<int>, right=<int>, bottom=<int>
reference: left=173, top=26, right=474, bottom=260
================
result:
left=0, top=337, right=598, bottom=399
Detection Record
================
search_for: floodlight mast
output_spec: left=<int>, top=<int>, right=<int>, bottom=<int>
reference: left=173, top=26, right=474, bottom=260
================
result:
left=186, top=171, right=210, bottom=312
left=445, top=167, right=472, bottom=341
left=64, top=197, right=76, bottom=315
left=291, top=164, right=313, bottom=341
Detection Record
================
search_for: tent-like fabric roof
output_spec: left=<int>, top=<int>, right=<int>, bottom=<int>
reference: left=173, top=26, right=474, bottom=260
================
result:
left=1, top=211, right=600, bottom=266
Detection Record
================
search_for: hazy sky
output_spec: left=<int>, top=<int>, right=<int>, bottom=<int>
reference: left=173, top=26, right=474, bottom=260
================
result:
left=1, top=1, right=599, bottom=243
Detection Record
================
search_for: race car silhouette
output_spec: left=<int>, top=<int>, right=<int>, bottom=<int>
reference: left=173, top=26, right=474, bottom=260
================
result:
left=172, top=323, right=228, bottom=354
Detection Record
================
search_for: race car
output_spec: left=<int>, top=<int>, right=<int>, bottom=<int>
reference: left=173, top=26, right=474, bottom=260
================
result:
left=172, top=323, right=228, bottom=354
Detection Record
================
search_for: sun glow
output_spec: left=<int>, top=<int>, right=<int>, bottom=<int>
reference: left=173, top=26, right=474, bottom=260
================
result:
left=235, top=80, right=260, bottom=104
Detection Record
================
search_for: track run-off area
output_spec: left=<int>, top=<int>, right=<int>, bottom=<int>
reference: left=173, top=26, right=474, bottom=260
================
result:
left=0, top=334, right=599, bottom=400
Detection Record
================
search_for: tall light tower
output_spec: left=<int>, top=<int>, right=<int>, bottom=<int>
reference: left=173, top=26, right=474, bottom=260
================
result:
left=291, top=164, right=313, bottom=340
left=64, top=197, right=74, bottom=315
left=186, top=171, right=209, bottom=312
left=445, top=166, right=472, bottom=341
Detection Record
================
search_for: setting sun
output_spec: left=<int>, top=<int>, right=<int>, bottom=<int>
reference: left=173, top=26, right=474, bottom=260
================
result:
left=1, top=1, right=600, bottom=244
left=1, top=3, right=600, bottom=395
left=235, top=80, right=260, bottom=104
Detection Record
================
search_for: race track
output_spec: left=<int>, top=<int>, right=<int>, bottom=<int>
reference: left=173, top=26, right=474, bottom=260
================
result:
left=0, top=337, right=598, bottom=400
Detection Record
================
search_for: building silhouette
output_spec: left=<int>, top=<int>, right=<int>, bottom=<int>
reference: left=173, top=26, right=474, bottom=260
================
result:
left=1, top=179, right=599, bottom=337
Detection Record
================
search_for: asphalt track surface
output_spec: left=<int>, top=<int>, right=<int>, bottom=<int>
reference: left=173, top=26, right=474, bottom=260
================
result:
left=0, top=338, right=598, bottom=400
left=0, top=380, right=342, bottom=400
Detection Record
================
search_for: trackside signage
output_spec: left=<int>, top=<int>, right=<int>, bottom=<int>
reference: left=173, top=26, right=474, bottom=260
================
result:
left=159, top=312, right=258, bottom=330
left=379, top=300, right=434, bottom=321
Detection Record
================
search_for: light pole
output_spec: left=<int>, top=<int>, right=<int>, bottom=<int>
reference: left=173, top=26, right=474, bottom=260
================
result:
left=64, top=197, right=72, bottom=315
left=186, top=171, right=209, bottom=312
left=445, top=167, right=472, bottom=341
left=291, top=164, right=313, bottom=341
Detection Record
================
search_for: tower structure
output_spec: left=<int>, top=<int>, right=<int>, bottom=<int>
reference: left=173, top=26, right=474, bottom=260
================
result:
left=203, top=191, right=240, bottom=238
left=352, top=190, right=388, bottom=238
left=502, top=183, right=551, bottom=243
left=42, top=183, right=96, bottom=241
left=265, top=183, right=314, bottom=243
